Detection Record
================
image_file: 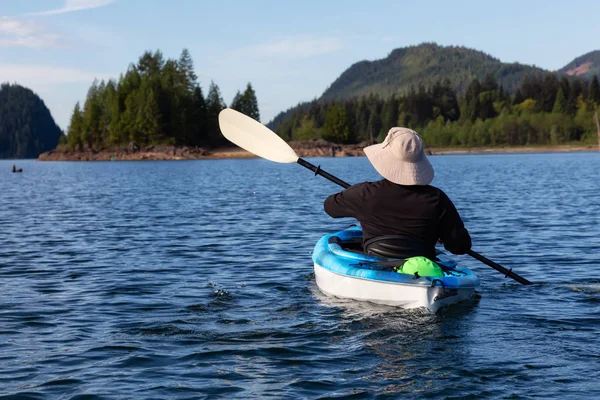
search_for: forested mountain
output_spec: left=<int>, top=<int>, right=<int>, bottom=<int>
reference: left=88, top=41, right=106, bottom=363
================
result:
left=559, top=50, right=600, bottom=79
left=320, top=43, right=547, bottom=101
left=272, top=73, right=600, bottom=148
left=66, top=49, right=259, bottom=149
left=0, top=84, right=62, bottom=159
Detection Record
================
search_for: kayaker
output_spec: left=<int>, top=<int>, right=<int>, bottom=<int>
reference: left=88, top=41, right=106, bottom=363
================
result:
left=323, top=127, right=471, bottom=260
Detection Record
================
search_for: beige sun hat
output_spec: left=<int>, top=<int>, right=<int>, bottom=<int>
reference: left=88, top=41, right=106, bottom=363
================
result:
left=363, top=127, right=434, bottom=185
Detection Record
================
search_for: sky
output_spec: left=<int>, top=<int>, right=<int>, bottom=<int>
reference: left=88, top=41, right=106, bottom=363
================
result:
left=1, top=0, right=599, bottom=130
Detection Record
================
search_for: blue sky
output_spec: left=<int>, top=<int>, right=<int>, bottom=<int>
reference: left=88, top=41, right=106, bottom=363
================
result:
left=1, top=0, right=599, bottom=130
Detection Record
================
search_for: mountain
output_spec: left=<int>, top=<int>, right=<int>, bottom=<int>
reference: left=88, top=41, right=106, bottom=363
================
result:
left=0, top=83, right=63, bottom=159
left=320, top=43, right=548, bottom=101
left=559, top=50, right=600, bottom=78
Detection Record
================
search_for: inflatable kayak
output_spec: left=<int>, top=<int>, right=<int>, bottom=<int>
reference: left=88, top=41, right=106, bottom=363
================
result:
left=312, top=226, right=480, bottom=312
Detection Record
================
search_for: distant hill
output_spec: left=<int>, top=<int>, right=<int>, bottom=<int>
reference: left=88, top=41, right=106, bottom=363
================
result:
left=320, top=43, right=548, bottom=101
left=0, top=83, right=62, bottom=159
left=268, top=43, right=554, bottom=128
left=559, top=50, right=600, bottom=78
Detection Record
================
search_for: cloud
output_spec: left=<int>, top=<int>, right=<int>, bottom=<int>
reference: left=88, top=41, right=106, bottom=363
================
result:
left=0, top=64, right=111, bottom=86
left=0, top=16, right=61, bottom=48
left=29, top=0, right=117, bottom=16
left=230, top=36, right=343, bottom=60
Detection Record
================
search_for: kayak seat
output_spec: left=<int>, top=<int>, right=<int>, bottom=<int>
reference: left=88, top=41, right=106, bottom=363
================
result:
left=365, top=235, right=436, bottom=260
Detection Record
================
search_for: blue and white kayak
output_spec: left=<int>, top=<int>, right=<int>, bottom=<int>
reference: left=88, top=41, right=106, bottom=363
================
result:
left=312, top=226, right=480, bottom=312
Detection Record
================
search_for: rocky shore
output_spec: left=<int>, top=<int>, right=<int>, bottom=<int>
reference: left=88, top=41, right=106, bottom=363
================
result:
left=37, top=139, right=370, bottom=161
left=37, top=141, right=596, bottom=161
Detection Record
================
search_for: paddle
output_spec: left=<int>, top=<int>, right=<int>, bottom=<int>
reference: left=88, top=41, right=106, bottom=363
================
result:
left=218, top=108, right=532, bottom=285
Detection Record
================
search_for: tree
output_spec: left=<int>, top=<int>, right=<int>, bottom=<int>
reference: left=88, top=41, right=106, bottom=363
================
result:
left=540, top=74, right=559, bottom=113
left=241, top=83, right=260, bottom=121
left=137, top=50, right=164, bottom=76
left=590, top=75, right=600, bottom=105
left=368, top=111, right=382, bottom=142
left=513, top=89, right=525, bottom=105
left=552, top=88, right=567, bottom=114
left=189, top=85, right=208, bottom=146
left=134, top=81, right=162, bottom=144
left=230, top=91, right=243, bottom=112
left=67, top=102, right=84, bottom=149
left=323, top=104, right=351, bottom=143
left=478, top=91, right=497, bottom=120
left=178, top=48, right=197, bottom=93
left=205, top=81, right=227, bottom=146
left=380, top=95, right=399, bottom=131
left=81, top=80, right=102, bottom=147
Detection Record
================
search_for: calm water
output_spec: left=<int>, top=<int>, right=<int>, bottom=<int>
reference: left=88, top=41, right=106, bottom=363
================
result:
left=1, top=153, right=600, bottom=399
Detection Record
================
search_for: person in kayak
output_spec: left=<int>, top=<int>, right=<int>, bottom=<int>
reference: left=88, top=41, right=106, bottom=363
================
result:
left=323, top=127, right=471, bottom=261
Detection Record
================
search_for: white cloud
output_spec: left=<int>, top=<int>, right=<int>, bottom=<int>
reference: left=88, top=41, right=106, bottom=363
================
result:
left=230, top=36, right=343, bottom=59
left=29, top=0, right=117, bottom=16
left=0, top=64, right=110, bottom=86
left=0, top=16, right=61, bottom=48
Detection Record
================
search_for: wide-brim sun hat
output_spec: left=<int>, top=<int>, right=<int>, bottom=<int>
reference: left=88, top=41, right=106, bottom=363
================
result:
left=363, top=127, right=434, bottom=185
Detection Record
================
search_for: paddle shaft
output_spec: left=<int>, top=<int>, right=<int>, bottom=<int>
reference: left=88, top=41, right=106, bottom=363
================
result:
left=296, top=158, right=533, bottom=285
left=466, top=250, right=532, bottom=285
left=297, top=158, right=351, bottom=189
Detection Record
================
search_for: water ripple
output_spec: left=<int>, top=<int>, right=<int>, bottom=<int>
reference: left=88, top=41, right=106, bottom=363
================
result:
left=1, top=155, right=600, bottom=398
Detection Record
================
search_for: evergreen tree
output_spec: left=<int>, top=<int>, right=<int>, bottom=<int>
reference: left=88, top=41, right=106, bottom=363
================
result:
left=137, top=50, right=165, bottom=76
left=178, top=48, right=198, bottom=93
left=206, top=81, right=227, bottom=146
left=230, top=91, right=243, bottom=112
left=566, top=81, right=580, bottom=116
left=354, top=99, right=370, bottom=140
left=590, top=75, right=600, bottom=105
left=190, top=85, right=208, bottom=146
left=380, top=95, right=399, bottom=130
left=540, top=74, right=559, bottom=113
left=552, top=88, right=568, bottom=114
left=67, top=102, right=84, bottom=149
left=367, top=111, right=382, bottom=142
left=323, top=104, right=351, bottom=143
left=81, top=80, right=102, bottom=147
left=135, top=83, right=162, bottom=144
left=241, top=83, right=260, bottom=121
left=513, top=89, right=525, bottom=105
left=478, top=91, right=497, bottom=120
left=481, top=74, right=498, bottom=92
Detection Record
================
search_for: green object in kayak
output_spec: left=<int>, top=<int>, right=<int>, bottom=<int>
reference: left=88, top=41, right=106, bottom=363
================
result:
left=397, top=256, right=444, bottom=278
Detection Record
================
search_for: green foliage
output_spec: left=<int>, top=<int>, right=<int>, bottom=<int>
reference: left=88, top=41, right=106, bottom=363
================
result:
left=293, top=117, right=322, bottom=141
left=272, top=73, right=599, bottom=149
left=65, top=49, right=259, bottom=149
left=590, top=75, right=600, bottom=105
left=205, top=81, right=227, bottom=147
left=323, top=104, right=352, bottom=143
left=230, top=83, right=260, bottom=121
left=0, top=83, right=62, bottom=158
left=552, top=88, right=567, bottom=114
left=320, top=43, right=548, bottom=102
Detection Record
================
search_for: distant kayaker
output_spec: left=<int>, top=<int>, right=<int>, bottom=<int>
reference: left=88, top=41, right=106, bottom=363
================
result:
left=324, top=127, right=471, bottom=260
left=12, top=164, right=22, bottom=173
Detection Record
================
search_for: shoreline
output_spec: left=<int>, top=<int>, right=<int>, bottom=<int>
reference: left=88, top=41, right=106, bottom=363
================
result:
left=36, top=143, right=598, bottom=161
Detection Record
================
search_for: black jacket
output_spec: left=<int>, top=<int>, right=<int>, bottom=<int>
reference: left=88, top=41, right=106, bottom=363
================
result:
left=324, top=179, right=471, bottom=258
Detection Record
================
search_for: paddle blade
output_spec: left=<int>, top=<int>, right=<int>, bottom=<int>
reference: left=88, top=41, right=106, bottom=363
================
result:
left=218, top=108, right=299, bottom=163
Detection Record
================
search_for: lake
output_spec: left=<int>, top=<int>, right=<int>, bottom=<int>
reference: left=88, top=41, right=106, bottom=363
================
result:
left=1, top=153, right=599, bottom=399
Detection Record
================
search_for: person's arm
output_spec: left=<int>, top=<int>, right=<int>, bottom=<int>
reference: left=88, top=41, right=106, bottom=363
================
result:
left=437, top=192, right=471, bottom=254
left=323, top=183, right=367, bottom=218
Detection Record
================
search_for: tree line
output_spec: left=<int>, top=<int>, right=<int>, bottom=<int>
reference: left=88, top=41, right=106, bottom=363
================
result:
left=67, top=49, right=260, bottom=149
left=273, top=73, right=600, bottom=147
